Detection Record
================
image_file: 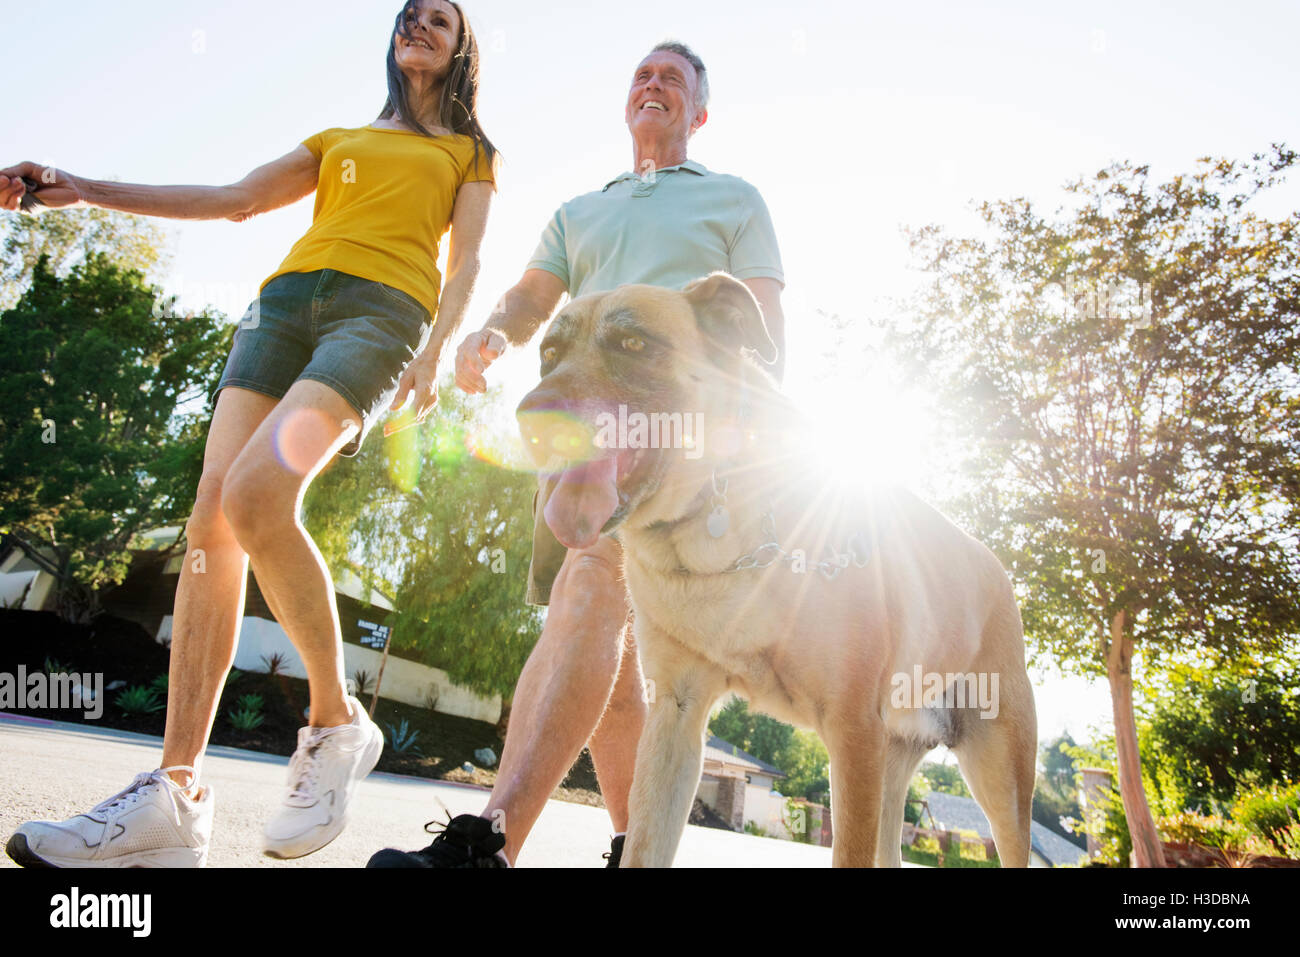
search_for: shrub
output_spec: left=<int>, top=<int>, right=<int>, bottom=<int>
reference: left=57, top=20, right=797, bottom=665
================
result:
left=260, top=652, right=288, bottom=676
left=43, top=657, right=73, bottom=676
left=1270, top=818, right=1300, bottom=860
left=1232, top=783, right=1300, bottom=852
left=116, top=685, right=164, bottom=715
left=913, top=834, right=942, bottom=856
left=150, top=673, right=169, bottom=694
left=385, top=718, right=421, bottom=755
left=953, top=828, right=988, bottom=861
left=229, top=693, right=265, bottom=731
left=1157, top=811, right=1246, bottom=851
left=351, top=669, right=373, bottom=696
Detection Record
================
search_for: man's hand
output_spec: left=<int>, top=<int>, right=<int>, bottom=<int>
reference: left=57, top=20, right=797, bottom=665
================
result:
left=0, top=163, right=83, bottom=212
left=455, top=329, right=507, bottom=395
left=390, top=354, right=441, bottom=424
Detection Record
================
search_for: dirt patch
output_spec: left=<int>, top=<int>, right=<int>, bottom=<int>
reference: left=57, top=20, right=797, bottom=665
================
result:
left=0, top=609, right=604, bottom=807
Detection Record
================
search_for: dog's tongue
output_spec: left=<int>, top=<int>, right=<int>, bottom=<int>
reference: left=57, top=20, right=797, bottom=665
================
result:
left=544, top=455, right=620, bottom=549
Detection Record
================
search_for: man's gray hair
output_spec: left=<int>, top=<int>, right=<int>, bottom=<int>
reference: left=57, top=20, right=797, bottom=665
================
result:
left=650, top=40, right=709, bottom=111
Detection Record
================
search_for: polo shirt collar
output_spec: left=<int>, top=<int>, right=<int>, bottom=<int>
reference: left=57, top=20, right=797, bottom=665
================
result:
left=604, top=159, right=708, bottom=190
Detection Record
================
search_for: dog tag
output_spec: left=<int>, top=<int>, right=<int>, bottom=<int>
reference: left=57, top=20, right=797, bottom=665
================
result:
left=707, top=506, right=729, bottom=539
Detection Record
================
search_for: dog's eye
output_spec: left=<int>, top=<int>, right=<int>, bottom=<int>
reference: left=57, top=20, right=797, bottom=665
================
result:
left=622, top=336, right=646, bottom=353
left=541, top=346, right=557, bottom=364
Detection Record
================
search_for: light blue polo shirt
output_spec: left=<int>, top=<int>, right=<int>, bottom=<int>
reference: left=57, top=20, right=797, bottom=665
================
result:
left=526, top=160, right=784, bottom=298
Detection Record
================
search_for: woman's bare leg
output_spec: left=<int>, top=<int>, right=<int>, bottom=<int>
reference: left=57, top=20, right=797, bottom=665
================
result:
left=160, top=386, right=279, bottom=786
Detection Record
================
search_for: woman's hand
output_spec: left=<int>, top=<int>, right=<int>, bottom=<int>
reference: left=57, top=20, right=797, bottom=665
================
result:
left=389, top=352, right=442, bottom=425
left=0, top=163, right=83, bottom=211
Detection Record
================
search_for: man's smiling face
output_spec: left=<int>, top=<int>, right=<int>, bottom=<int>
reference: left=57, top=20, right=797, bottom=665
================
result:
left=625, top=51, right=706, bottom=143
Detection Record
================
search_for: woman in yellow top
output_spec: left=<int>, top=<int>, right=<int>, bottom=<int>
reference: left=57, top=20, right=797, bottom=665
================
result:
left=1, top=0, right=496, bottom=868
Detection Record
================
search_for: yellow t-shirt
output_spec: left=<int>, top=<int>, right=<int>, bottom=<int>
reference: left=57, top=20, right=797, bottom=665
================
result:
left=261, top=126, right=495, bottom=321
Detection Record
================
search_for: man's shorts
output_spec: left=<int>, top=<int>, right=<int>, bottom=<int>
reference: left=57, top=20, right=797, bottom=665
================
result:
left=212, top=269, right=432, bottom=457
left=526, top=473, right=566, bottom=606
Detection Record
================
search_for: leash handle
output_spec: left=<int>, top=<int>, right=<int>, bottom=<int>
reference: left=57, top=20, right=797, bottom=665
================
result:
left=18, top=177, right=47, bottom=213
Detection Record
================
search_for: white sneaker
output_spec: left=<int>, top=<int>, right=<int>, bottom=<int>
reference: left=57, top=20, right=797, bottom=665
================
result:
left=262, top=696, right=383, bottom=859
left=6, top=766, right=212, bottom=868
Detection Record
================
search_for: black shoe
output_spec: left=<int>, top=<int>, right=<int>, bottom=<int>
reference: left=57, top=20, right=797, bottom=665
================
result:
left=367, top=814, right=508, bottom=868
left=604, top=834, right=625, bottom=868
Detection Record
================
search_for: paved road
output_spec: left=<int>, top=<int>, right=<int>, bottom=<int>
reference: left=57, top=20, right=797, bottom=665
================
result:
left=0, top=713, right=838, bottom=868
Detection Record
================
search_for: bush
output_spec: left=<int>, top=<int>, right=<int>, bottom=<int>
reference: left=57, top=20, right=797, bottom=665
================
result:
left=1157, top=811, right=1246, bottom=851
left=115, top=685, right=164, bottom=715
left=385, top=718, right=421, bottom=755
left=228, top=693, right=265, bottom=732
left=1232, top=782, right=1300, bottom=851
left=953, top=828, right=988, bottom=861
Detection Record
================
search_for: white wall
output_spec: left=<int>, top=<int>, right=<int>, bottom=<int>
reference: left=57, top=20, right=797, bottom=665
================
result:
left=157, top=614, right=501, bottom=724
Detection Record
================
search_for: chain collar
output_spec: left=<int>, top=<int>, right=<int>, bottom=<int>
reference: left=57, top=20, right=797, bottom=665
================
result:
left=721, top=501, right=875, bottom=581
left=673, top=475, right=875, bottom=582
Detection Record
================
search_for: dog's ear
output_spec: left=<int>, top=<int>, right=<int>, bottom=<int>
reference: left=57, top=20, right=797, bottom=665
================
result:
left=683, top=272, right=779, bottom=365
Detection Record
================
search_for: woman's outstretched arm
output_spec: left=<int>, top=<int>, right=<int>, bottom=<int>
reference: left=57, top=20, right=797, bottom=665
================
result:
left=0, top=146, right=319, bottom=222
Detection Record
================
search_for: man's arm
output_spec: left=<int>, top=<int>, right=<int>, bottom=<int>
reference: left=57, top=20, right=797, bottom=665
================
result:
left=743, top=276, right=786, bottom=384
left=455, top=268, right=567, bottom=395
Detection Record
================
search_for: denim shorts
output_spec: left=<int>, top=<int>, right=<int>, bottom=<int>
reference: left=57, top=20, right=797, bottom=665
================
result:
left=213, top=269, right=432, bottom=457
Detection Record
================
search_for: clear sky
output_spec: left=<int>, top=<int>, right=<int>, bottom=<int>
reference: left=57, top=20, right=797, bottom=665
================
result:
left=5, top=0, right=1297, bottom=745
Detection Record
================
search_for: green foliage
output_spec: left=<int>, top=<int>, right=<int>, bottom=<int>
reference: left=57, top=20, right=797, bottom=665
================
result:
left=260, top=652, right=288, bottom=676
left=1156, top=810, right=1247, bottom=851
left=302, top=378, right=542, bottom=699
left=150, top=673, right=169, bottom=694
left=385, top=718, right=421, bottom=755
left=1, top=206, right=170, bottom=312
left=0, top=254, right=231, bottom=622
left=782, top=797, right=812, bottom=844
left=918, top=761, right=970, bottom=797
left=228, top=693, right=265, bottom=732
left=115, top=684, right=164, bottom=715
left=1033, top=734, right=1087, bottom=848
left=953, top=829, right=989, bottom=861
left=1230, top=781, right=1300, bottom=849
left=707, top=696, right=830, bottom=800
left=904, top=776, right=927, bottom=825
left=43, top=656, right=72, bottom=676
left=743, top=821, right=767, bottom=837
left=1063, top=739, right=1131, bottom=867
left=1271, top=819, right=1300, bottom=860
left=1138, top=656, right=1300, bottom=811
left=886, top=146, right=1300, bottom=864
left=351, top=669, right=373, bottom=695
left=887, top=146, right=1300, bottom=681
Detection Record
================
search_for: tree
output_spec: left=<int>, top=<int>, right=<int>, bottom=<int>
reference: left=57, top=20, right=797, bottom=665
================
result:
left=918, top=760, right=971, bottom=797
left=1, top=206, right=170, bottom=312
left=0, top=254, right=230, bottom=621
left=886, top=145, right=1300, bottom=866
left=302, top=378, right=543, bottom=701
left=707, top=696, right=830, bottom=800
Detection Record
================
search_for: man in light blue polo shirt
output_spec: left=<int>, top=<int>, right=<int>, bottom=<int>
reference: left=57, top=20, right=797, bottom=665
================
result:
left=367, top=40, right=785, bottom=868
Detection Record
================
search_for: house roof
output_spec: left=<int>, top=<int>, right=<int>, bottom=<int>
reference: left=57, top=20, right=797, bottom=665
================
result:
left=923, top=791, right=1088, bottom=867
left=703, top=735, right=786, bottom=778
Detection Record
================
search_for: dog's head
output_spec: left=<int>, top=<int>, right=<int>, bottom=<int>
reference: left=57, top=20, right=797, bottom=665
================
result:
left=517, top=273, right=779, bottom=549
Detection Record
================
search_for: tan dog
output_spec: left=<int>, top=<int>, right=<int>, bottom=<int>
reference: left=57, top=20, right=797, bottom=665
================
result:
left=517, top=273, right=1036, bottom=867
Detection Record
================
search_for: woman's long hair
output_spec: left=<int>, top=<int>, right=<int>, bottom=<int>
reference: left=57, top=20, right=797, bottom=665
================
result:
left=378, top=1, right=499, bottom=179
